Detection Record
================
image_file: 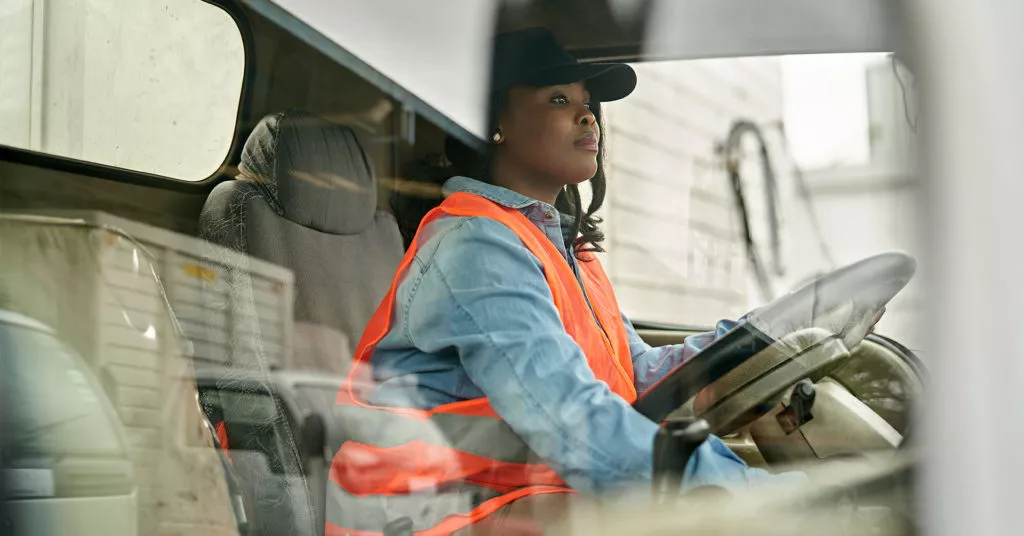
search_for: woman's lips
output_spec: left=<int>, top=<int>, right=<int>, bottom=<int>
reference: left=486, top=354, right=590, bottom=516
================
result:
left=575, top=134, right=599, bottom=152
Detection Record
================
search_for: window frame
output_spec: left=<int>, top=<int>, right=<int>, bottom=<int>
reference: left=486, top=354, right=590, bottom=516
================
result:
left=0, top=0, right=255, bottom=193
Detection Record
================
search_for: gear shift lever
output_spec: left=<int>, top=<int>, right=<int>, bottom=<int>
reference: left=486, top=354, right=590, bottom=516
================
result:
left=652, top=418, right=710, bottom=502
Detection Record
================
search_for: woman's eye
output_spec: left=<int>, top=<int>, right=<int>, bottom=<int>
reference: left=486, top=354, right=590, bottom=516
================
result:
left=551, top=95, right=569, bottom=105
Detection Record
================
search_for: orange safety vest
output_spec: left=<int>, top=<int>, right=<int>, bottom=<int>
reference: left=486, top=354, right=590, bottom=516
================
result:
left=327, top=192, right=636, bottom=536
left=214, top=421, right=232, bottom=463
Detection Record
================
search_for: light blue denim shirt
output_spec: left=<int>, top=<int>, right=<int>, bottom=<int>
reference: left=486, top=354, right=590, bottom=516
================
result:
left=368, top=176, right=799, bottom=496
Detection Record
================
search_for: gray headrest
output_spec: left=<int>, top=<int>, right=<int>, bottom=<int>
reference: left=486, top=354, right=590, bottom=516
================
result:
left=237, top=110, right=377, bottom=235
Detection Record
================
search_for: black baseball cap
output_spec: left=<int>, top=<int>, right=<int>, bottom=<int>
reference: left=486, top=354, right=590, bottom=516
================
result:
left=490, top=27, right=637, bottom=102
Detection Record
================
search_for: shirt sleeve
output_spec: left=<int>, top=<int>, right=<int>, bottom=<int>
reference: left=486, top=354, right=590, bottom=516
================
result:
left=621, top=313, right=740, bottom=395
left=404, top=217, right=802, bottom=495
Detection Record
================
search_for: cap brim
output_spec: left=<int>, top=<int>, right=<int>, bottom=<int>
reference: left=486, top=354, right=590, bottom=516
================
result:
left=526, top=63, right=637, bottom=102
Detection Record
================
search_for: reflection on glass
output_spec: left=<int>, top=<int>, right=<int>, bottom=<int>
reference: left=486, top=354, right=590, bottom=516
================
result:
left=2, top=317, right=128, bottom=461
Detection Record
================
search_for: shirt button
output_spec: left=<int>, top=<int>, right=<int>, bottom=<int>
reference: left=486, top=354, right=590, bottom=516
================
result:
left=544, top=210, right=555, bottom=219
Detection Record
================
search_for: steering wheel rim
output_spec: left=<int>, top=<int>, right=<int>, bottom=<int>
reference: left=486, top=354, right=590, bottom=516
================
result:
left=693, top=328, right=851, bottom=435
left=634, top=252, right=916, bottom=425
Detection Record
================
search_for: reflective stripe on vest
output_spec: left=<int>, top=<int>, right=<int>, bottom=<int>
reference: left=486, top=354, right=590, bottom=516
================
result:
left=328, top=192, right=636, bottom=535
left=327, top=404, right=538, bottom=464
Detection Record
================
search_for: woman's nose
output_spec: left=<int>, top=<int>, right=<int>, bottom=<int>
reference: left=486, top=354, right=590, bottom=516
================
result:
left=579, top=108, right=595, bottom=126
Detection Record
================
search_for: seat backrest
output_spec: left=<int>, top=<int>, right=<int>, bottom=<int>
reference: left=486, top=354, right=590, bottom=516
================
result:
left=200, top=110, right=403, bottom=373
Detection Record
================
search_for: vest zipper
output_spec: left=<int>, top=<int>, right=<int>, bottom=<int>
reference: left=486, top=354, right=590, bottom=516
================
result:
left=560, top=222, right=635, bottom=395
left=569, top=255, right=636, bottom=395
left=569, top=255, right=603, bottom=329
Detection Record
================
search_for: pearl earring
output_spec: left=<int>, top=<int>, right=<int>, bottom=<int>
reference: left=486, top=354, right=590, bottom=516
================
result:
left=492, top=132, right=502, bottom=144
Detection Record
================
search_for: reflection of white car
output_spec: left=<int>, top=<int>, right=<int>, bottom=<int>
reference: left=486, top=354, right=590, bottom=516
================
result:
left=0, top=310, right=137, bottom=536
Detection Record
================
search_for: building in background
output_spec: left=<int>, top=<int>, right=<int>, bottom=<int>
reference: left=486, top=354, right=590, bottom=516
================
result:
left=601, top=54, right=922, bottom=353
left=783, top=55, right=922, bottom=351
left=602, top=56, right=788, bottom=326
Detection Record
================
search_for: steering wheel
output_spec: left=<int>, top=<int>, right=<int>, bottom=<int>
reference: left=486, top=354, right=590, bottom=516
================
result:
left=633, top=252, right=916, bottom=435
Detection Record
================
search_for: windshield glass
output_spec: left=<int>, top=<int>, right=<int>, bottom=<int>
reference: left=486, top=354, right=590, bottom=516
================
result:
left=603, top=54, right=920, bottom=350
left=0, top=1, right=927, bottom=535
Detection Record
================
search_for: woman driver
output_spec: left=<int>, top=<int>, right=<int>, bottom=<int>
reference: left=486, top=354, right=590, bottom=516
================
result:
left=327, top=27, right=803, bottom=536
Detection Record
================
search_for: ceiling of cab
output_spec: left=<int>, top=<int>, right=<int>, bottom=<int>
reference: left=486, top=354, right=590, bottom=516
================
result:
left=249, top=0, right=907, bottom=142
left=499, top=0, right=907, bottom=62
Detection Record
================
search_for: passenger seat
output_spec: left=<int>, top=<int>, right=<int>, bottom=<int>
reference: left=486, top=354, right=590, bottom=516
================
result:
left=200, top=109, right=403, bottom=374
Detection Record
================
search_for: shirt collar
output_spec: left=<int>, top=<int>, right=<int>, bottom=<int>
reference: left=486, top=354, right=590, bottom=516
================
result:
left=443, top=176, right=556, bottom=212
left=443, top=175, right=577, bottom=242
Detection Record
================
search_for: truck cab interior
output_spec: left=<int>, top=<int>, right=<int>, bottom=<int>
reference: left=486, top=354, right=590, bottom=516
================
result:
left=0, top=1, right=923, bottom=535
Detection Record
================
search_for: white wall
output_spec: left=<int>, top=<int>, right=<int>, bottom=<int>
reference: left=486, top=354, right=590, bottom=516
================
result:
left=603, top=57, right=787, bottom=326
left=0, top=0, right=36, bottom=149
left=602, top=54, right=923, bottom=353
left=782, top=57, right=923, bottom=351
left=786, top=166, right=923, bottom=350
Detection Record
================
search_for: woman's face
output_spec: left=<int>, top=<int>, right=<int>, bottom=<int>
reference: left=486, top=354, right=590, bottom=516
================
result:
left=496, top=82, right=600, bottom=187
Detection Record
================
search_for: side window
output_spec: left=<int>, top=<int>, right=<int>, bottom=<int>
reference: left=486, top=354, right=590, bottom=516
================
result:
left=0, top=0, right=245, bottom=181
